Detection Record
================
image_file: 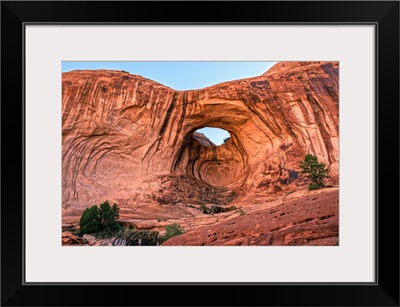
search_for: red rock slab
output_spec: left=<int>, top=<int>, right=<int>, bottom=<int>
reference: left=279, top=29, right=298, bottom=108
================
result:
left=161, top=189, right=338, bottom=246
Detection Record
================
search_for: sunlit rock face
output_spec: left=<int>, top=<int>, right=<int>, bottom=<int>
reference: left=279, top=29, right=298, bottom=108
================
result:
left=62, top=62, right=339, bottom=218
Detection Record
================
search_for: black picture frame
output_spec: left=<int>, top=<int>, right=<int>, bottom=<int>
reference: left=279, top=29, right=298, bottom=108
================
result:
left=1, top=1, right=399, bottom=306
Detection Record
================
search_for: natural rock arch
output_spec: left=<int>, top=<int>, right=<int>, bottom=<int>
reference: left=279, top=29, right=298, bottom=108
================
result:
left=62, top=61, right=339, bottom=218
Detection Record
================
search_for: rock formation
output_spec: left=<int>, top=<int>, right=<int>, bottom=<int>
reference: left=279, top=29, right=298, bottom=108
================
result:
left=161, top=189, right=339, bottom=246
left=62, top=61, right=339, bottom=225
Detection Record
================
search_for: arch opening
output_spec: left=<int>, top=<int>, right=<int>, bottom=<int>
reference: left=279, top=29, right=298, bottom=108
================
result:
left=194, top=127, right=231, bottom=146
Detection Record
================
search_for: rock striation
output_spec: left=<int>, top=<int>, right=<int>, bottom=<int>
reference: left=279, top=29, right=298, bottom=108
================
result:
left=62, top=62, right=339, bottom=222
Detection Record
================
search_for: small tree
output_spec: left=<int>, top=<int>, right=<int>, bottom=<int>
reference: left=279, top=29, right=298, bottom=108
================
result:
left=99, top=200, right=120, bottom=230
left=79, top=201, right=121, bottom=236
left=299, top=154, right=329, bottom=190
left=163, top=223, right=184, bottom=242
left=79, top=205, right=100, bottom=236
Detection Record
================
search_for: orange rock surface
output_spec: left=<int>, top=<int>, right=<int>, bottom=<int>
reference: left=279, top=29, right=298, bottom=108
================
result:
left=161, top=188, right=338, bottom=246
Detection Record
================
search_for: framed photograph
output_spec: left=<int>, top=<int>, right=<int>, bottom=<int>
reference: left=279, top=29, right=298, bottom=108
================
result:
left=1, top=1, right=399, bottom=306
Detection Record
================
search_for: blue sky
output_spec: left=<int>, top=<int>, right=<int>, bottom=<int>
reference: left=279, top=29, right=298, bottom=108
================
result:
left=196, top=127, right=230, bottom=146
left=62, top=61, right=277, bottom=144
left=62, top=61, right=277, bottom=91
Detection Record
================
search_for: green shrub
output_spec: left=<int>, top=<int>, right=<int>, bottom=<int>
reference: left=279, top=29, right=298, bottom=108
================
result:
left=163, top=223, right=184, bottom=242
left=199, top=204, right=212, bottom=214
left=199, top=204, right=238, bottom=215
left=78, top=200, right=121, bottom=237
left=79, top=205, right=100, bottom=236
left=96, top=227, right=119, bottom=239
left=299, top=154, right=330, bottom=190
left=308, top=183, right=321, bottom=190
left=99, top=200, right=120, bottom=230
